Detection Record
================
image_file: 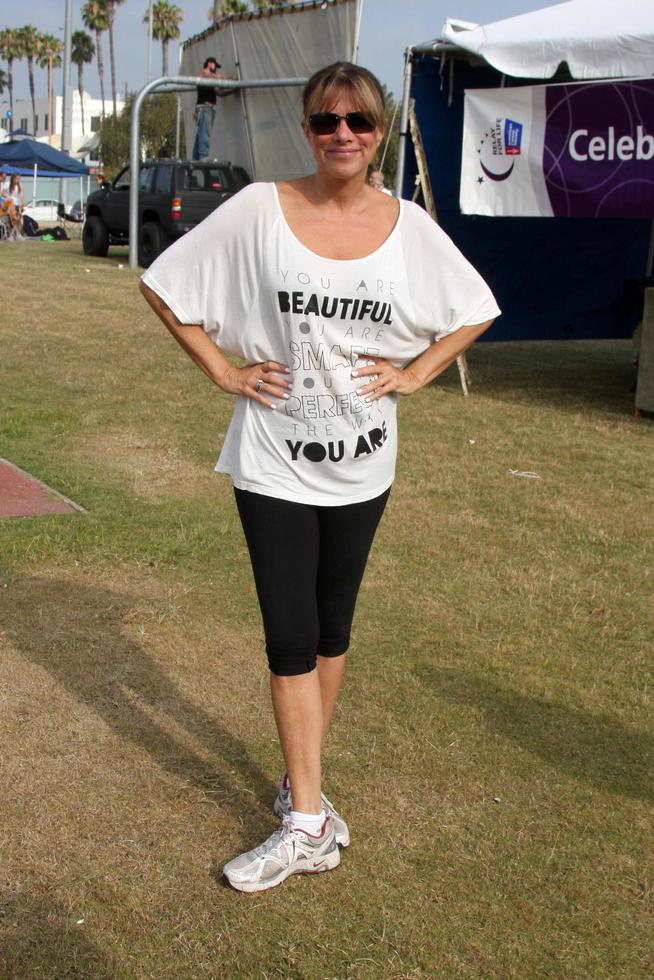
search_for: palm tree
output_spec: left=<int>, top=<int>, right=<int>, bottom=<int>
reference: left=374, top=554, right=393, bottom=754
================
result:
left=146, top=1, right=183, bottom=77
left=0, top=28, right=24, bottom=130
left=208, top=0, right=247, bottom=20
left=72, top=30, right=95, bottom=135
left=17, top=25, right=41, bottom=134
left=82, top=1, right=109, bottom=122
left=37, top=34, right=63, bottom=139
left=105, top=0, right=126, bottom=116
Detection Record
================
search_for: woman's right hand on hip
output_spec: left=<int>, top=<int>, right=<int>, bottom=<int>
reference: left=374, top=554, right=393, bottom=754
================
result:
left=220, top=361, right=292, bottom=410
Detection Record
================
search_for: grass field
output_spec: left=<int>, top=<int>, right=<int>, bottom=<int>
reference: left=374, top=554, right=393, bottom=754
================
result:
left=0, top=240, right=652, bottom=979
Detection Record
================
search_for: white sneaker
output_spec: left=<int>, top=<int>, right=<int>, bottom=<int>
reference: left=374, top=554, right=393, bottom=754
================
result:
left=222, top=815, right=340, bottom=893
left=273, top=775, right=351, bottom=848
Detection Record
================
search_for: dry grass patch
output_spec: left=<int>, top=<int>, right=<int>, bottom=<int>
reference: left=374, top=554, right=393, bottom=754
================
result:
left=65, top=429, right=216, bottom=503
left=0, top=242, right=653, bottom=978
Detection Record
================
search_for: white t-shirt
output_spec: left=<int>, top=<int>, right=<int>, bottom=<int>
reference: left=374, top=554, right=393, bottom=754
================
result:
left=142, top=182, right=500, bottom=506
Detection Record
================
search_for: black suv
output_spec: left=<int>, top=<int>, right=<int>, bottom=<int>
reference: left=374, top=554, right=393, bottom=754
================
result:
left=83, top=159, right=251, bottom=266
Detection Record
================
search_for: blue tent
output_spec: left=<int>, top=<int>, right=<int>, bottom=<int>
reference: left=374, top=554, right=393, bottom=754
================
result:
left=0, top=139, right=89, bottom=178
left=397, top=4, right=653, bottom=342
left=400, top=57, right=650, bottom=342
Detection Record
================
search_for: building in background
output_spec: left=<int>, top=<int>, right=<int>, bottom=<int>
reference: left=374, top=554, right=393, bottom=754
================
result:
left=0, top=91, right=122, bottom=163
left=0, top=92, right=123, bottom=208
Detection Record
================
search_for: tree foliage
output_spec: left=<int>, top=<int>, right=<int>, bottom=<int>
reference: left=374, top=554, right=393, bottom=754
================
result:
left=72, top=30, right=96, bottom=135
left=145, top=1, right=184, bottom=76
left=82, top=1, right=109, bottom=119
left=105, top=0, right=126, bottom=115
left=98, top=93, right=183, bottom=177
left=0, top=27, right=24, bottom=120
left=17, top=24, right=40, bottom=130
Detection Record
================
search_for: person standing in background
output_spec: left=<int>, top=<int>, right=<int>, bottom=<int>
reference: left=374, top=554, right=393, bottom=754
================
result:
left=0, top=171, right=19, bottom=236
left=192, top=56, right=235, bottom=161
left=369, top=169, right=393, bottom=195
left=9, top=174, right=24, bottom=234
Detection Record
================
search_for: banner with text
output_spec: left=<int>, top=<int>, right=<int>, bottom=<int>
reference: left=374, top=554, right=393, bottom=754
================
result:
left=461, top=79, right=654, bottom=218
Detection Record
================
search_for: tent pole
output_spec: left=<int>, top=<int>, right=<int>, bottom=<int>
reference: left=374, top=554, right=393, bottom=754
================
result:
left=646, top=220, right=654, bottom=278
left=230, top=22, right=256, bottom=178
left=378, top=98, right=399, bottom=174
left=353, top=0, right=364, bottom=63
left=395, top=46, right=413, bottom=198
left=32, top=163, right=37, bottom=206
left=60, top=0, right=73, bottom=207
left=175, top=47, right=182, bottom=159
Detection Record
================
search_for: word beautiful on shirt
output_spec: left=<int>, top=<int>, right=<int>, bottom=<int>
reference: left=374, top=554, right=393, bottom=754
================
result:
left=276, top=270, right=397, bottom=466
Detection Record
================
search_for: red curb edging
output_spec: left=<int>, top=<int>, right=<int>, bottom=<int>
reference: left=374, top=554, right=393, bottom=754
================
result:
left=0, top=458, right=86, bottom=518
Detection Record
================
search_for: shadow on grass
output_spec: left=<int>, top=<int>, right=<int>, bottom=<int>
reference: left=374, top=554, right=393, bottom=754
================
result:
left=0, top=893, right=117, bottom=979
left=417, top=665, right=653, bottom=802
left=441, top=341, right=638, bottom=418
left=0, top=574, right=276, bottom=837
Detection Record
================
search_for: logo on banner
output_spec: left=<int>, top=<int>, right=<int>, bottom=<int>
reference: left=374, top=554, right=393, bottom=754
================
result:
left=504, top=119, right=523, bottom=155
left=475, top=115, right=524, bottom=183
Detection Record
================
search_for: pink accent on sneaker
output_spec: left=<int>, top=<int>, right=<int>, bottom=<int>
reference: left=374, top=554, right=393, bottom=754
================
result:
left=293, top=817, right=329, bottom=839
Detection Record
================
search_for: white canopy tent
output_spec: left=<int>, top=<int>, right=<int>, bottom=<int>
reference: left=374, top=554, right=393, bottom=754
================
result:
left=394, top=0, right=654, bottom=342
left=439, top=0, right=654, bottom=80
left=398, top=0, right=654, bottom=194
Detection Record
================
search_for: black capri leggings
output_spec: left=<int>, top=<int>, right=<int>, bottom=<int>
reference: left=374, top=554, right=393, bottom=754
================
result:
left=235, top=487, right=390, bottom=676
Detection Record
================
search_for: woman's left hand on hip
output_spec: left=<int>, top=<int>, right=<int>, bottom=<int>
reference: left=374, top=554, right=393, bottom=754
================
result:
left=351, top=356, right=420, bottom=401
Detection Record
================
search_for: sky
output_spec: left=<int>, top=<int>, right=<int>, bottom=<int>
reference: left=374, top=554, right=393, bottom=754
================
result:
left=1, top=0, right=564, bottom=105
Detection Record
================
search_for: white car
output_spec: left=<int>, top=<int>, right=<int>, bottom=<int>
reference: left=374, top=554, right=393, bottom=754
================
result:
left=23, top=198, right=60, bottom=222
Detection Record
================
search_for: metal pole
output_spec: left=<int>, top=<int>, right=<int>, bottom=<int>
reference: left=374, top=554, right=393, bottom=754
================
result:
left=60, top=0, right=74, bottom=206
left=129, top=75, right=307, bottom=267
left=379, top=98, right=398, bottom=173
left=353, top=0, right=364, bottom=62
left=646, top=220, right=654, bottom=277
left=395, top=47, right=413, bottom=199
left=48, top=56, right=53, bottom=139
left=175, top=45, right=182, bottom=159
left=230, top=22, right=255, bottom=178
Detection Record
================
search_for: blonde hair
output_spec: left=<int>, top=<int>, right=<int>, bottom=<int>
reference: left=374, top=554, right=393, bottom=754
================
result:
left=303, top=62, right=386, bottom=133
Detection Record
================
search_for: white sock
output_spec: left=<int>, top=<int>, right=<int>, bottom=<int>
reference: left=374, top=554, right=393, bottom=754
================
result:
left=290, top=809, right=326, bottom=836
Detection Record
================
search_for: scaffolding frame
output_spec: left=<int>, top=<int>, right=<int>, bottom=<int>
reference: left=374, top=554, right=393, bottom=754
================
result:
left=128, top=74, right=307, bottom=268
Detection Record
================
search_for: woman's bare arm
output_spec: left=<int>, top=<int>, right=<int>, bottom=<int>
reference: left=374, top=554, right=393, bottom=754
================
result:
left=352, top=319, right=494, bottom=401
left=139, top=281, right=291, bottom=408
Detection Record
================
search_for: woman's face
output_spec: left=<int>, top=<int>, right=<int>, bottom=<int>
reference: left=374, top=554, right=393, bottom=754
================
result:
left=305, top=89, right=383, bottom=182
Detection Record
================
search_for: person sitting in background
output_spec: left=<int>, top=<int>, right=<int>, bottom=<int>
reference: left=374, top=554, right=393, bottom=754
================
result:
left=8, top=174, right=24, bottom=236
left=368, top=168, right=393, bottom=195
left=0, top=171, right=19, bottom=234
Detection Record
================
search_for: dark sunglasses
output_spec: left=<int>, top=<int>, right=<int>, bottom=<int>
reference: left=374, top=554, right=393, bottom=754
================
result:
left=308, top=112, right=376, bottom=136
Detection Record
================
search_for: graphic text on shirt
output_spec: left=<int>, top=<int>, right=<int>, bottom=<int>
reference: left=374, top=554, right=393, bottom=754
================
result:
left=276, top=270, right=393, bottom=464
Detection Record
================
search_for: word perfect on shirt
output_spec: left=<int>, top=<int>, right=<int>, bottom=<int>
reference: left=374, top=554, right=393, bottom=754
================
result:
left=278, top=291, right=393, bottom=325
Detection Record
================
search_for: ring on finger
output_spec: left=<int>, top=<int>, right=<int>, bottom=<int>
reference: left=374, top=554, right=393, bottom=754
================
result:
left=255, top=378, right=264, bottom=393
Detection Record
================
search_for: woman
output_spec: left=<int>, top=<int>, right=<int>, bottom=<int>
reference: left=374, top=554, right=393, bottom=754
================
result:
left=0, top=171, right=18, bottom=235
left=140, top=62, right=500, bottom=893
left=9, top=174, right=24, bottom=236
